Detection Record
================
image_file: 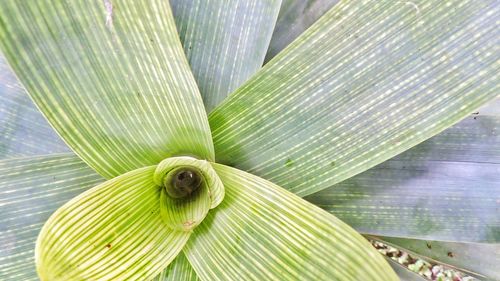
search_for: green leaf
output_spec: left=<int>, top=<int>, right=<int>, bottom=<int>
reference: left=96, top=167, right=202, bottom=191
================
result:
left=377, top=236, right=500, bottom=280
left=0, top=0, right=214, bottom=179
left=153, top=252, right=199, bottom=281
left=265, top=0, right=339, bottom=62
left=0, top=54, right=69, bottom=159
left=306, top=115, right=500, bottom=242
left=0, top=154, right=103, bottom=280
left=36, top=165, right=190, bottom=280
left=184, top=164, right=398, bottom=281
left=170, top=0, right=282, bottom=112
left=209, top=0, right=499, bottom=196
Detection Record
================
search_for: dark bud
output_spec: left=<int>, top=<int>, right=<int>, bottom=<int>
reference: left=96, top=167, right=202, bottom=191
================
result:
left=166, top=168, right=202, bottom=199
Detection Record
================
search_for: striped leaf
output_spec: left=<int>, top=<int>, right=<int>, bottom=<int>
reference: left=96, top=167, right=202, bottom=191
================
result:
left=0, top=54, right=69, bottom=159
left=0, top=0, right=214, bottom=178
left=306, top=114, right=500, bottom=242
left=36, top=166, right=190, bottom=280
left=209, top=0, right=499, bottom=196
left=0, top=154, right=103, bottom=280
left=153, top=252, right=199, bottom=281
left=265, top=0, right=339, bottom=62
left=184, top=164, right=398, bottom=281
left=377, top=236, right=500, bottom=280
left=171, top=0, right=282, bottom=112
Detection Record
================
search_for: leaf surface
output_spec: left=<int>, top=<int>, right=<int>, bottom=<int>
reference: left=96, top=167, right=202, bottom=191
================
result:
left=171, top=0, right=282, bottom=112
left=0, top=0, right=214, bottom=178
left=209, top=0, right=499, bottom=196
left=184, top=164, right=398, bottom=281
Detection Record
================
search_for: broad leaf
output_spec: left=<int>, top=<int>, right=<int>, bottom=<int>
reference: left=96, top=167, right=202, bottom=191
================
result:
left=0, top=54, right=68, bottom=158
left=36, top=165, right=190, bottom=280
left=377, top=236, right=500, bottom=280
left=0, top=154, right=103, bottom=280
left=265, top=0, right=339, bottom=62
left=154, top=252, right=199, bottom=281
left=171, top=0, right=282, bottom=112
left=184, top=164, right=398, bottom=281
left=209, top=0, right=499, bottom=196
left=306, top=115, right=500, bottom=242
left=0, top=0, right=214, bottom=178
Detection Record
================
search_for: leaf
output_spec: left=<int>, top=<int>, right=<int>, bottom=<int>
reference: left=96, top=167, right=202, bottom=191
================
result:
left=0, top=154, right=103, bottom=280
left=36, top=165, right=190, bottom=280
left=184, top=164, right=398, bottom=281
left=0, top=0, right=214, bottom=179
left=153, top=252, right=199, bottom=281
left=209, top=0, right=499, bottom=196
left=306, top=115, right=500, bottom=242
left=0, top=54, right=69, bottom=159
left=376, top=236, right=500, bottom=280
left=265, top=0, right=339, bottom=62
left=170, top=0, right=282, bottom=112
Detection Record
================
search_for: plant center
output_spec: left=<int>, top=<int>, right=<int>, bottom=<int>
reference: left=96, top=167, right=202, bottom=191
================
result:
left=165, top=168, right=202, bottom=199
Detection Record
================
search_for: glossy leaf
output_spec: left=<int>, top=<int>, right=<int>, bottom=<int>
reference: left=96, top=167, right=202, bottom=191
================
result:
left=0, top=0, right=214, bottom=178
left=153, top=252, right=199, bottom=281
left=265, top=0, right=339, bottom=62
left=0, top=54, right=68, bottom=158
left=0, top=154, right=103, bottom=280
left=378, top=236, right=500, bottom=280
left=209, top=0, right=499, bottom=196
left=306, top=115, right=500, bottom=242
left=36, top=166, right=190, bottom=280
left=171, top=0, right=282, bottom=112
left=184, top=164, right=398, bottom=281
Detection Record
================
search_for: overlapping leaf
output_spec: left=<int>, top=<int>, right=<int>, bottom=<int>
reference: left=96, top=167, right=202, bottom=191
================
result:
left=0, top=0, right=214, bottom=178
left=209, top=0, right=499, bottom=196
left=171, top=0, right=282, bottom=112
left=184, top=164, right=398, bottom=281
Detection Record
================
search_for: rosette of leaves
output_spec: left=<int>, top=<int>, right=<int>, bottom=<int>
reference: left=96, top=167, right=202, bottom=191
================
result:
left=0, top=0, right=498, bottom=280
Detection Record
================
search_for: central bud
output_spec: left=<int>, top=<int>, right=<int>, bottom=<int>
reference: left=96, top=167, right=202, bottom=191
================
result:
left=153, top=156, right=224, bottom=231
left=166, top=168, right=202, bottom=199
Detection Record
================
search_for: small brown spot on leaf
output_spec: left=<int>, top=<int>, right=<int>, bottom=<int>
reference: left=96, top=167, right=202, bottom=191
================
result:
left=426, top=242, right=431, bottom=249
left=105, top=243, right=112, bottom=249
left=447, top=251, right=454, bottom=258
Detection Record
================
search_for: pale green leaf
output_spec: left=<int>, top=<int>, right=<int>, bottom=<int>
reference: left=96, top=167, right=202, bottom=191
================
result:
left=265, top=0, right=339, bottom=62
left=306, top=115, right=500, bottom=242
left=184, top=164, right=398, bottom=281
left=0, top=54, right=69, bottom=159
left=378, top=236, right=500, bottom=280
left=209, top=0, right=499, bottom=196
left=153, top=252, right=199, bottom=281
left=0, top=154, right=103, bottom=280
left=0, top=0, right=214, bottom=179
left=171, top=0, right=282, bottom=112
left=36, top=166, right=190, bottom=280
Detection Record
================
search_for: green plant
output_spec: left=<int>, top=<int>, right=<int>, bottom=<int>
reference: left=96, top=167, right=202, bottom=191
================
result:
left=0, top=0, right=498, bottom=280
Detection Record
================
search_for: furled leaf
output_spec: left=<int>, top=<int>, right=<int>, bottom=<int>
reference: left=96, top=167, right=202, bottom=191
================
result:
left=265, top=0, right=339, bottom=62
left=0, top=0, right=214, bottom=179
left=184, top=163, right=398, bottom=281
left=153, top=252, right=199, bottom=281
left=0, top=54, right=68, bottom=159
left=171, top=0, right=282, bottom=112
left=36, top=166, right=189, bottom=280
left=209, top=0, right=499, bottom=196
left=377, top=236, right=500, bottom=280
left=0, top=154, right=103, bottom=280
left=306, top=115, right=500, bottom=242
